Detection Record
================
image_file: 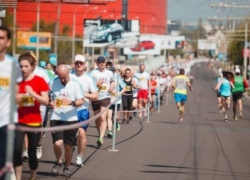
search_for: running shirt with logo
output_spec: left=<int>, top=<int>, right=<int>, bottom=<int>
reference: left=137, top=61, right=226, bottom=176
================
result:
left=0, top=55, right=22, bottom=127
left=89, top=69, right=114, bottom=100
left=134, top=71, right=150, bottom=90
left=18, top=75, right=49, bottom=125
left=70, top=72, right=98, bottom=110
left=173, top=75, right=190, bottom=95
left=232, top=76, right=244, bottom=93
left=49, top=76, right=84, bottom=121
left=110, top=76, right=126, bottom=104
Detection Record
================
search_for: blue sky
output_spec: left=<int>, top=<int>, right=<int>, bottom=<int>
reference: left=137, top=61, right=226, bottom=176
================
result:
left=168, top=0, right=250, bottom=23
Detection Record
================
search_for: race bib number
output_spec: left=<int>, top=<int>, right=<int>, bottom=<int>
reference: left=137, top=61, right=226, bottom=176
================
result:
left=126, top=86, right=132, bottom=91
left=56, top=98, right=63, bottom=107
left=0, top=77, right=10, bottom=89
left=20, top=95, right=35, bottom=107
left=139, top=78, right=145, bottom=81
left=98, top=84, right=107, bottom=91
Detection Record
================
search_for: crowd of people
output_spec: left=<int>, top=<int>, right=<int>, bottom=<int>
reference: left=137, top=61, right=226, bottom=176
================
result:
left=1, top=24, right=248, bottom=180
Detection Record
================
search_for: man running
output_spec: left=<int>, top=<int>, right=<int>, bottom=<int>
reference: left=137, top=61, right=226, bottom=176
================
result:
left=0, top=26, right=22, bottom=180
left=71, top=54, right=98, bottom=166
left=89, top=56, right=114, bottom=147
left=134, top=64, right=151, bottom=118
left=171, top=68, right=193, bottom=123
left=49, top=65, right=84, bottom=176
left=232, top=68, right=249, bottom=121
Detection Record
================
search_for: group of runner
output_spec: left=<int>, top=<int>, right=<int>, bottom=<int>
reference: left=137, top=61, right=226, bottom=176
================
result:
left=215, top=68, right=249, bottom=122
left=0, top=25, right=194, bottom=180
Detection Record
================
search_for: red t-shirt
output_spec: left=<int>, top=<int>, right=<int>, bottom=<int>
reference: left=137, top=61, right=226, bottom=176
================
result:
left=18, top=75, right=49, bottom=126
left=151, top=79, right=157, bottom=94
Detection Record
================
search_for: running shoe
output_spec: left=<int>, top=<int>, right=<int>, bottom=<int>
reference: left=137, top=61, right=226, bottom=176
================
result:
left=129, top=116, right=133, bottom=121
left=22, top=150, right=29, bottom=159
left=42, top=132, right=46, bottom=138
left=224, top=119, right=228, bottom=122
left=233, top=115, right=238, bottom=121
left=63, top=166, right=71, bottom=177
left=121, top=119, right=126, bottom=124
left=133, top=112, right=137, bottom=117
left=126, top=119, right=130, bottom=124
left=116, top=123, right=120, bottom=131
left=179, top=118, right=183, bottom=124
left=51, top=162, right=63, bottom=175
left=36, top=146, right=42, bottom=160
left=75, top=156, right=84, bottom=167
left=97, top=138, right=103, bottom=147
left=239, top=111, right=243, bottom=119
left=107, top=131, right=113, bottom=138
left=138, top=113, right=142, bottom=118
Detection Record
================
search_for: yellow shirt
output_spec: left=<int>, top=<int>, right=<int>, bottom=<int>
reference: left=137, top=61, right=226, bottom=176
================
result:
left=173, top=75, right=190, bottom=95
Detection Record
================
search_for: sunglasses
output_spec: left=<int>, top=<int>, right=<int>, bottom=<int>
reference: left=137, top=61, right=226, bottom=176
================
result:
left=97, top=61, right=105, bottom=64
left=74, top=61, right=84, bottom=65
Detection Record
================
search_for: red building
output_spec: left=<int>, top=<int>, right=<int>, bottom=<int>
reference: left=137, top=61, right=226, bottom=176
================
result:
left=15, top=0, right=167, bottom=35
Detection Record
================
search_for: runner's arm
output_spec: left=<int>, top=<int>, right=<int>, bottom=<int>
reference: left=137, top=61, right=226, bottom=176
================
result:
left=84, top=91, right=98, bottom=101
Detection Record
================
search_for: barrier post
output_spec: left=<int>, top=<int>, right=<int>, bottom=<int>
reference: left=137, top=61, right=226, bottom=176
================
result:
left=145, top=79, right=151, bottom=123
left=157, top=77, right=161, bottom=113
left=109, top=72, right=119, bottom=152
left=165, top=88, right=169, bottom=105
left=5, top=61, right=17, bottom=180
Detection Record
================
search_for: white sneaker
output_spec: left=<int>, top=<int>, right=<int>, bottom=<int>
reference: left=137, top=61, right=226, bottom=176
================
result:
left=22, top=150, right=29, bottom=159
left=75, top=156, right=83, bottom=167
left=36, top=146, right=42, bottom=160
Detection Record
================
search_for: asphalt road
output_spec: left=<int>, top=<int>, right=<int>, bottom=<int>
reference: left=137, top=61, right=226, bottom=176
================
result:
left=21, top=62, right=250, bottom=180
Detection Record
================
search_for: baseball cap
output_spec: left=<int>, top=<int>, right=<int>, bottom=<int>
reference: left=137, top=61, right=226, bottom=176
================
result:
left=235, top=68, right=240, bottom=73
left=74, top=54, right=85, bottom=63
left=96, top=56, right=106, bottom=62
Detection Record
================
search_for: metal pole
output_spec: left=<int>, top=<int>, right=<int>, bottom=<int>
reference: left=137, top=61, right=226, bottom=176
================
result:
left=12, top=8, right=16, bottom=56
left=146, top=79, right=151, bottom=123
left=243, top=22, right=248, bottom=79
left=4, top=61, right=17, bottom=180
left=36, top=1, right=40, bottom=61
left=157, top=77, right=161, bottom=113
left=109, top=72, right=119, bottom=152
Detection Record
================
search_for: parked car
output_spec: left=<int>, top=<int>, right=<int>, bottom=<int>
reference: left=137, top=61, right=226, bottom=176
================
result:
left=130, top=40, right=155, bottom=51
left=90, top=23, right=123, bottom=43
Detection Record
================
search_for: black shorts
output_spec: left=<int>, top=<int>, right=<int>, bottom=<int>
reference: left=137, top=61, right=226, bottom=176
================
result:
left=232, top=92, right=243, bottom=102
left=109, top=104, right=121, bottom=111
left=217, top=92, right=221, bottom=97
left=50, top=120, right=78, bottom=146
left=221, top=95, right=230, bottom=99
left=0, top=126, right=7, bottom=171
left=91, top=98, right=111, bottom=111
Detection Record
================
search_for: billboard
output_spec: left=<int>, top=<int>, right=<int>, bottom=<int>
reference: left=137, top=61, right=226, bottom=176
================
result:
left=84, top=19, right=140, bottom=48
left=17, top=31, right=52, bottom=50
left=158, top=35, right=185, bottom=50
left=123, top=35, right=161, bottom=55
left=198, top=39, right=216, bottom=50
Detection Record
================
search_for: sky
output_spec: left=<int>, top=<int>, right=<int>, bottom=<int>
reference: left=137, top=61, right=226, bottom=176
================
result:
left=168, top=0, right=250, bottom=24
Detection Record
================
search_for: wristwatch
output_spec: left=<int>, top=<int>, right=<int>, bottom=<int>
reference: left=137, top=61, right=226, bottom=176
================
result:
left=71, top=101, right=76, bottom=106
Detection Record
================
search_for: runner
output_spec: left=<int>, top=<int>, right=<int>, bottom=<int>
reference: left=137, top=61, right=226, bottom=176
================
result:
left=14, top=51, right=49, bottom=180
left=71, top=54, right=98, bottom=166
left=89, top=56, right=114, bottom=147
left=49, top=64, right=84, bottom=176
left=216, top=73, right=223, bottom=113
left=150, top=73, right=157, bottom=112
left=122, top=68, right=140, bottom=123
left=0, top=26, right=22, bottom=180
left=134, top=64, right=151, bottom=118
left=171, top=68, right=193, bottom=123
left=215, top=71, right=234, bottom=122
left=232, top=68, right=249, bottom=121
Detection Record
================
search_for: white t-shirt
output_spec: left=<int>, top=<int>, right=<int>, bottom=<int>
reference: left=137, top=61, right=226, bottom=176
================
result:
left=89, top=69, right=114, bottom=100
left=34, top=66, right=50, bottom=83
left=70, top=72, right=98, bottom=110
left=134, top=71, right=150, bottom=90
left=0, top=55, right=22, bottom=127
left=49, top=76, right=84, bottom=121
left=111, top=75, right=126, bottom=104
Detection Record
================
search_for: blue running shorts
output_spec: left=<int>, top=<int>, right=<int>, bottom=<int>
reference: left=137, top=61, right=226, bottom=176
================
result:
left=174, top=93, right=187, bottom=103
left=77, top=109, right=90, bottom=131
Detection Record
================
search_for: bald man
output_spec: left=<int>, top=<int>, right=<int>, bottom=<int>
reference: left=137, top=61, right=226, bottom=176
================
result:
left=49, top=64, right=84, bottom=177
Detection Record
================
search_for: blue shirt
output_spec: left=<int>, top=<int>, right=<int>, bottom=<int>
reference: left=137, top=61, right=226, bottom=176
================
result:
left=219, top=78, right=231, bottom=97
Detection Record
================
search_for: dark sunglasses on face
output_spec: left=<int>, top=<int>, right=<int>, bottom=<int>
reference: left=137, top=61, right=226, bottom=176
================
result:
left=74, top=61, right=84, bottom=65
left=98, top=61, right=105, bottom=64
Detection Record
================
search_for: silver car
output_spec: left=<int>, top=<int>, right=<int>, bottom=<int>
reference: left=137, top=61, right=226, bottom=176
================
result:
left=90, top=23, right=123, bottom=43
